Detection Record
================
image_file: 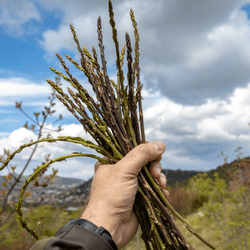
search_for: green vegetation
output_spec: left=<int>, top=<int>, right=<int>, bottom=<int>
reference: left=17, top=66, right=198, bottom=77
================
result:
left=0, top=204, right=84, bottom=249
left=175, top=172, right=250, bottom=249
left=1, top=156, right=249, bottom=250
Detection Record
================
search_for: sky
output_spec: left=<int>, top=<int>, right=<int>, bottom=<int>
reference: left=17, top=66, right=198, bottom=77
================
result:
left=1, top=0, right=250, bottom=181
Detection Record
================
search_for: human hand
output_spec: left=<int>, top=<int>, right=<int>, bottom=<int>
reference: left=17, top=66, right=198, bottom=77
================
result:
left=80, top=141, right=169, bottom=249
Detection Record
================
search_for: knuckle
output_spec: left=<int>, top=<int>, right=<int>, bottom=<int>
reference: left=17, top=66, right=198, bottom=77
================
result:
left=137, top=143, right=151, bottom=156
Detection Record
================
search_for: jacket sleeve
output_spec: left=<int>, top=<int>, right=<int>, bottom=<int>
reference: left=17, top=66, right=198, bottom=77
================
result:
left=30, top=225, right=114, bottom=250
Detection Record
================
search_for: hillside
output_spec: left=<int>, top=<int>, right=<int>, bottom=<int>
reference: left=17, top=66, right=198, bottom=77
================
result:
left=1, top=156, right=249, bottom=206
left=162, top=169, right=203, bottom=185
left=0, top=175, right=85, bottom=190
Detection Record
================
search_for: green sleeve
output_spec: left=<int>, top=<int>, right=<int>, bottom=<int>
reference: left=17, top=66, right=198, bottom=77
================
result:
left=29, top=225, right=114, bottom=250
left=30, top=237, right=58, bottom=250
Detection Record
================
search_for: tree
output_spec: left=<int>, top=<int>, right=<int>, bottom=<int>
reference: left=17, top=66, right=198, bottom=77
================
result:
left=0, top=77, right=62, bottom=223
left=188, top=150, right=250, bottom=250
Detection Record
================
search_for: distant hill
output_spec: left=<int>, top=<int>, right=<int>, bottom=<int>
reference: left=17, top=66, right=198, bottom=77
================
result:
left=162, top=169, right=203, bottom=186
left=205, top=156, right=250, bottom=185
left=1, top=156, right=247, bottom=191
left=0, top=169, right=204, bottom=189
left=1, top=157, right=248, bottom=206
left=166, top=157, right=250, bottom=187
left=0, top=175, right=84, bottom=189
left=47, top=175, right=85, bottom=186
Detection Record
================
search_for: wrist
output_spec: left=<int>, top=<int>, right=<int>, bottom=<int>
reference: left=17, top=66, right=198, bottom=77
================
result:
left=63, top=218, right=118, bottom=250
left=80, top=205, right=121, bottom=247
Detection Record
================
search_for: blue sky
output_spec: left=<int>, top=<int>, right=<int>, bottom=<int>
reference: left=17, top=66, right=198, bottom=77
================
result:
left=1, top=0, right=250, bottom=181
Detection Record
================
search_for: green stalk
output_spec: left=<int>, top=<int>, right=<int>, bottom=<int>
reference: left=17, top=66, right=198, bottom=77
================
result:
left=142, top=166, right=216, bottom=249
left=133, top=193, right=153, bottom=250
left=47, top=79, right=123, bottom=159
left=64, top=54, right=88, bottom=76
left=0, top=137, right=117, bottom=172
left=82, top=45, right=97, bottom=69
left=130, top=7, right=145, bottom=142
left=108, top=0, right=124, bottom=118
left=67, top=86, right=119, bottom=151
left=138, top=186, right=166, bottom=249
left=16, top=153, right=109, bottom=240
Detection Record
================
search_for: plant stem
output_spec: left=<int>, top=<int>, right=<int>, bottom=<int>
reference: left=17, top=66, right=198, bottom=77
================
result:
left=16, top=152, right=109, bottom=240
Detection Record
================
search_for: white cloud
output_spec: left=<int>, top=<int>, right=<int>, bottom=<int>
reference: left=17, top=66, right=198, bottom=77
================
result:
left=0, top=127, right=36, bottom=153
left=0, top=124, right=99, bottom=180
left=143, top=81, right=250, bottom=170
left=162, top=148, right=204, bottom=170
left=144, top=7, right=250, bottom=105
left=40, top=24, right=75, bottom=55
left=49, top=123, right=93, bottom=141
left=2, top=81, right=250, bottom=177
left=40, top=13, right=119, bottom=67
left=144, top=82, right=250, bottom=142
left=2, top=0, right=250, bottom=175
left=0, top=0, right=41, bottom=35
left=188, top=11, right=250, bottom=71
left=0, top=101, right=15, bottom=106
left=37, top=0, right=250, bottom=107
left=0, top=78, right=51, bottom=97
left=38, top=0, right=136, bottom=64
left=52, top=158, right=95, bottom=181
left=0, top=132, right=10, bottom=137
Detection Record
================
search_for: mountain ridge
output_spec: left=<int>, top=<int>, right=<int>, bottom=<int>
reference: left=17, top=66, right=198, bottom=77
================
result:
left=0, top=160, right=236, bottom=189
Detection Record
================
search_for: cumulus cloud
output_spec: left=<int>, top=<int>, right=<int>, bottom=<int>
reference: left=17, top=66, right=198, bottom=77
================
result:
left=2, top=0, right=250, bottom=106
left=37, top=0, right=250, bottom=106
left=39, top=0, right=136, bottom=65
left=2, top=81, right=250, bottom=177
left=145, top=83, right=250, bottom=141
left=0, top=0, right=41, bottom=35
left=144, top=81, right=250, bottom=169
left=2, top=0, right=250, bottom=175
left=0, top=78, right=50, bottom=97
left=0, top=124, right=99, bottom=180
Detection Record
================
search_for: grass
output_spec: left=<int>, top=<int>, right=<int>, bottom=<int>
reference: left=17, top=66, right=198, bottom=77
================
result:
left=174, top=211, right=219, bottom=250
left=121, top=211, right=218, bottom=250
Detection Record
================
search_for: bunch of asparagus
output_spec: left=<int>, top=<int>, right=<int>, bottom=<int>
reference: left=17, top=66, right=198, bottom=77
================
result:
left=1, top=0, right=216, bottom=249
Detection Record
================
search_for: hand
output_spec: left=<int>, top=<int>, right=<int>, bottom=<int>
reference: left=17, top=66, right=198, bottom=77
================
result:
left=80, top=141, right=169, bottom=249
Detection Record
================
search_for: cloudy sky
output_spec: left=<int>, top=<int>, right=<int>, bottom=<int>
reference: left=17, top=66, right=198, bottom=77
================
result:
left=1, top=0, right=250, bottom=181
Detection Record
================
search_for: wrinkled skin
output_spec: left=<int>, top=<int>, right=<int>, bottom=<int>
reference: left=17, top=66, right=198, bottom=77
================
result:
left=81, top=141, right=169, bottom=249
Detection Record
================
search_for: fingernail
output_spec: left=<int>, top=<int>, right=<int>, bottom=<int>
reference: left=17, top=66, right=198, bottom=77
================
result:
left=151, top=141, right=164, bottom=151
left=160, top=173, right=166, bottom=181
left=157, top=167, right=161, bottom=175
left=157, top=162, right=162, bottom=175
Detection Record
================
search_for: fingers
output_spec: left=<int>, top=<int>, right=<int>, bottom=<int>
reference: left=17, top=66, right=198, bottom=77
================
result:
left=159, top=173, right=167, bottom=189
left=149, top=161, right=166, bottom=188
left=145, top=142, right=162, bottom=162
left=149, top=161, right=169, bottom=198
left=149, top=161, right=162, bottom=179
left=117, top=141, right=165, bottom=174
left=154, top=155, right=162, bottom=162
left=162, top=189, right=169, bottom=198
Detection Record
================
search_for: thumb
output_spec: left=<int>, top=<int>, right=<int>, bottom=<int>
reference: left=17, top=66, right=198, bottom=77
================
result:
left=116, top=141, right=165, bottom=175
left=94, top=156, right=109, bottom=173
